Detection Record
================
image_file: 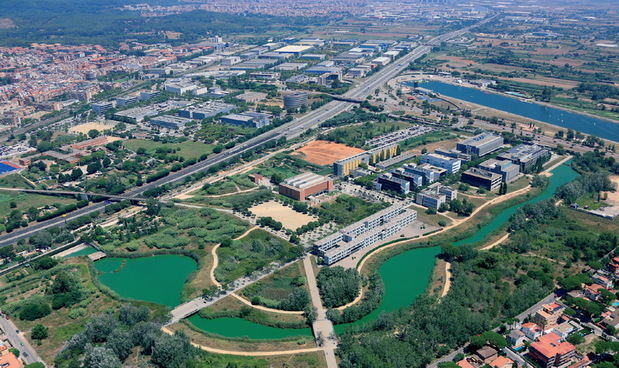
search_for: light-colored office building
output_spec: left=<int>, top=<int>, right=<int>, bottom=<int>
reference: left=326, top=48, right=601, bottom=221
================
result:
left=456, top=133, right=504, bottom=157
left=420, top=153, right=461, bottom=174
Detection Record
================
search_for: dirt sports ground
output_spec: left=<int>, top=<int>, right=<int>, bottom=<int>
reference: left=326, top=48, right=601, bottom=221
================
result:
left=69, top=122, right=117, bottom=134
left=249, top=201, right=317, bottom=230
left=293, top=140, right=365, bottom=166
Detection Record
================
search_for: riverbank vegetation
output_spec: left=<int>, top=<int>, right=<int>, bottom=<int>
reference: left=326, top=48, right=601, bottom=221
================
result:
left=317, top=267, right=362, bottom=309
left=240, top=261, right=310, bottom=311
left=336, top=201, right=617, bottom=367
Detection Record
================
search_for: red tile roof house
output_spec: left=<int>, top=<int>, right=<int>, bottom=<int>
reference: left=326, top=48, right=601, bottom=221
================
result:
left=528, top=333, right=576, bottom=368
left=490, top=356, right=514, bottom=368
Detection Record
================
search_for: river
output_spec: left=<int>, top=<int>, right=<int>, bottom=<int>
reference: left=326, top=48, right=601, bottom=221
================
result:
left=96, top=163, right=577, bottom=338
left=411, top=81, right=619, bottom=142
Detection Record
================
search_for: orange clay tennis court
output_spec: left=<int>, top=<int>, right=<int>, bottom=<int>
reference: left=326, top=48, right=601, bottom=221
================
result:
left=293, top=140, right=365, bottom=166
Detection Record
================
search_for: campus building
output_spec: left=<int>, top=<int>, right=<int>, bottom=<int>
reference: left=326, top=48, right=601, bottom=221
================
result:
left=283, top=91, right=308, bottom=110
left=498, top=144, right=550, bottom=173
left=456, top=133, right=504, bottom=157
left=420, top=153, right=461, bottom=174
left=374, top=173, right=411, bottom=194
left=364, top=125, right=434, bottom=147
left=315, top=205, right=417, bottom=265
left=278, top=172, right=333, bottom=201
left=333, top=144, right=398, bottom=176
left=402, top=163, right=445, bottom=184
left=478, top=158, right=520, bottom=183
left=220, top=112, right=271, bottom=128
left=461, top=167, right=502, bottom=191
left=179, top=102, right=236, bottom=120
left=149, top=115, right=194, bottom=130
left=415, top=183, right=458, bottom=210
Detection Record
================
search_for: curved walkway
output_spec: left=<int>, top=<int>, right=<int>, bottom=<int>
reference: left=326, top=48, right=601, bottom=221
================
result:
left=440, top=262, right=452, bottom=298
left=202, top=187, right=258, bottom=198
left=209, top=227, right=304, bottom=315
left=161, top=327, right=323, bottom=356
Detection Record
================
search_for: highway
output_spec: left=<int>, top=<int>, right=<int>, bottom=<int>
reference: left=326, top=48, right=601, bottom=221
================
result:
left=0, top=18, right=491, bottom=249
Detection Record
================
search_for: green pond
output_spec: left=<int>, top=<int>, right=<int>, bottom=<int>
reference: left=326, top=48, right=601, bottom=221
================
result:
left=95, top=255, right=197, bottom=307
left=187, top=315, right=313, bottom=339
left=64, top=246, right=97, bottom=258
left=97, top=163, right=578, bottom=339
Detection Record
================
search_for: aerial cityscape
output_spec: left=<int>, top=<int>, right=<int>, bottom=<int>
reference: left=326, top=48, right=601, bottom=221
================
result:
left=0, top=0, right=617, bottom=367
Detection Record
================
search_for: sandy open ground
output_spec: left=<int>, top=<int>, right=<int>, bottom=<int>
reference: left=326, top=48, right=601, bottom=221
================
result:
left=70, top=122, right=117, bottom=134
left=293, top=140, right=364, bottom=166
left=249, top=201, right=317, bottom=230
left=605, top=176, right=619, bottom=203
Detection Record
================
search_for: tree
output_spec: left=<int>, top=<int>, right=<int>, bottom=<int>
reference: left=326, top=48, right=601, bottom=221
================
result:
left=83, top=345, right=122, bottom=368
left=118, top=304, right=149, bottom=326
left=145, top=199, right=161, bottom=217
left=87, top=161, right=102, bottom=174
left=105, top=329, right=132, bottom=361
left=30, top=231, right=53, bottom=249
left=31, top=324, right=48, bottom=340
left=151, top=332, right=194, bottom=368
left=88, top=129, right=100, bottom=139
left=566, top=333, right=584, bottom=345
left=19, top=301, right=51, bottom=321
left=317, top=267, right=362, bottom=308
left=33, top=257, right=58, bottom=270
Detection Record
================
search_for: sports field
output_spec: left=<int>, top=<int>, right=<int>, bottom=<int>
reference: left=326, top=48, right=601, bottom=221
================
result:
left=69, top=122, right=117, bottom=134
left=292, top=140, right=364, bottom=166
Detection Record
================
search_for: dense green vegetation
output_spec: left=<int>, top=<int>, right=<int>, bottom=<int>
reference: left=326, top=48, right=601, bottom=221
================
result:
left=215, top=230, right=303, bottom=284
left=88, top=206, right=248, bottom=252
left=0, top=0, right=326, bottom=47
left=317, top=267, right=362, bottom=308
left=319, top=121, right=410, bottom=149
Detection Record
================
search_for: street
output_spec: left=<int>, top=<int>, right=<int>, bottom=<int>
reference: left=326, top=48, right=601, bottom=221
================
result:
left=0, top=314, right=45, bottom=366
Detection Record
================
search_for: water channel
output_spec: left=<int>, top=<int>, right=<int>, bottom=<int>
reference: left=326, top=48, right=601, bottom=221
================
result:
left=95, top=163, right=578, bottom=339
left=410, top=81, right=619, bottom=142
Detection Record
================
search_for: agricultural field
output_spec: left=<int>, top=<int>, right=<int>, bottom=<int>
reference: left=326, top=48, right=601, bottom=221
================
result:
left=124, top=139, right=214, bottom=160
left=0, top=173, right=33, bottom=188
left=214, top=229, right=303, bottom=284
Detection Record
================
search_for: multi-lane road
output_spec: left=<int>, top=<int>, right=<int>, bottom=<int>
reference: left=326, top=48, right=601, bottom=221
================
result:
left=0, top=18, right=492, bottom=249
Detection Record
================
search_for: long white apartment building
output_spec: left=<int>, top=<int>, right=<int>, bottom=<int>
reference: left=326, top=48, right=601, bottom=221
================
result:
left=315, top=204, right=417, bottom=265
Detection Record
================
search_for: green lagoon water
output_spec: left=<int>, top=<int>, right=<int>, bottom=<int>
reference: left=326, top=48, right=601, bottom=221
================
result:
left=96, top=163, right=578, bottom=338
left=95, top=255, right=197, bottom=307
left=64, top=246, right=97, bottom=258
left=187, top=315, right=313, bottom=339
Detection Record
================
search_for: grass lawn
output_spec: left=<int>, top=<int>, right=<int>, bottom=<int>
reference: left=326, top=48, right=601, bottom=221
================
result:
left=124, top=139, right=214, bottom=160
left=250, top=153, right=331, bottom=180
left=215, top=229, right=303, bottom=284
left=0, top=190, right=77, bottom=214
left=240, top=260, right=308, bottom=310
left=0, top=173, right=33, bottom=188
left=575, top=193, right=606, bottom=210
left=317, top=194, right=389, bottom=227
left=199, top=175, right=257, bottom=196
left=187, top=188, right=274, bottom=209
